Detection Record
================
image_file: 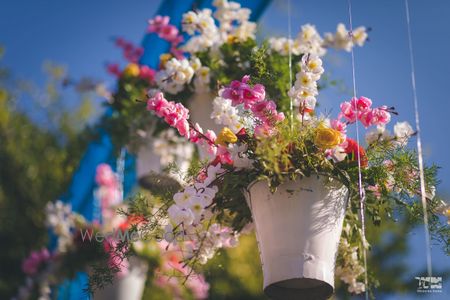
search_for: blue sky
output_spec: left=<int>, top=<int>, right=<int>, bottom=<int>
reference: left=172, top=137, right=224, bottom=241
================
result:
left=1, top=0, right=449, bottom=298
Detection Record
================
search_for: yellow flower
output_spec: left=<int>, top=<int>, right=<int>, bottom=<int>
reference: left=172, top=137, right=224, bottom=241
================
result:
left=314, top=125, right=344, bottom=149
left=216, top=127, right=238, bottom=145
left=123, top=63, right=140, bottom=77
left=159, top=53, right=172, bottom=67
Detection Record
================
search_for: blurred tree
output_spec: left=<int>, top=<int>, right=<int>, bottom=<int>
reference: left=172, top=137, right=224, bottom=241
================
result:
left=0, top=46, right=95, bottom=298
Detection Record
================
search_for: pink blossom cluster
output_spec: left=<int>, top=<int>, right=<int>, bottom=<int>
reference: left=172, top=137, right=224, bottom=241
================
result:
left=95, top=164, right=121, bottom=219
left=146, top=92, right=236, bottom=165
left=148, top=16, right=184, bottom=59
left=147, top=92, right=191, bottom=138
left=22, top=248, right=51, bottom=275
left=115, top=37, right=144, bottom=63
left=152, top=241, right=209, bottom=299
left=220, top=75, right=285, bottom=137
left=106, top=63, right=121, bottom=77
left=339, top=97, right=393, bottom=128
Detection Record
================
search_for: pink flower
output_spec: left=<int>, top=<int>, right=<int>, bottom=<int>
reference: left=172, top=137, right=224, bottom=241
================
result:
left=176, top=119, right=190, bottom=138
left=212, top=146, right=233, bottom=166
left=95, top=164, right=118, bottom=188
left=114, top=37, right=143, bottom=63
left=186, top=274, right=210, bottom=299
left=254, top=123, right=276, bottom=138
left=106, top=63, right=121, bottom=77
left=340, top=101, right=357, bottom=123
left=146, top=92, right=170, bottom=117
left=367, top=185, right=381, bottom=199
left=147, top=15, right=170, bottom=33
left=351, top=96, right=372, bottom=112
left=159, top=25, right=180, bottom=42
left=331, top=119, right=347, bottom=135
left=359, top=110, right=374, bottom=128
left=138, top=65, right=155, bottom=83
left=370, top=106, right=391, bottom=126
left=221, top=75, right=266, bottom=109
left=147, top=15, right=184, bottom=58
left=22, top=248, right=51, bottom=275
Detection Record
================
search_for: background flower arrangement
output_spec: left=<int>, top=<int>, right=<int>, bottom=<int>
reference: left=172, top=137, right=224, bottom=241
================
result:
left=13, top=164, right=209, bottom=300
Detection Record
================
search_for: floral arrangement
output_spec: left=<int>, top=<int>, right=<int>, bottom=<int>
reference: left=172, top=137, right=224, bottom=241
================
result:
left=102, top=0, right=369, bottom=154
left=13, top=164, right=209, bottom=300
left=78, top=0, right=450, bottom=296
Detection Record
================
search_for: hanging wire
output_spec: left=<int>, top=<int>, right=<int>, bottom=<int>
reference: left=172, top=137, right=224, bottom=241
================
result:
left=116, top=147, right=127, bottom=202
left=287, top=0, right=294, bottom=131
left=346, top=1, right=369, bottom=299
left=404, top=0, right=433, bottom=278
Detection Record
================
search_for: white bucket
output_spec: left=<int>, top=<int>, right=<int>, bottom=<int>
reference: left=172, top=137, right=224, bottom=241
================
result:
left=245, top=176, right=348, bottom=299
left=136, top=134, right=161, bottom=179
left=93, top=256, right=148, bottom=300
left=137, top=92, right=218, bottom=179
left=188, top=91, right=221, bottom=133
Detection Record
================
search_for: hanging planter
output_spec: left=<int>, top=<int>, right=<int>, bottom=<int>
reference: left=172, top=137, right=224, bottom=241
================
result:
left=93, top=256, right=148, bottom=300
left=245, top=176, right=348, bottom=299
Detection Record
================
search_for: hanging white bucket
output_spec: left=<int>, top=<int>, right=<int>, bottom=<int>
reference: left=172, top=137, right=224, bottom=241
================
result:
left=188, top=91, right=222, bottom=133
left=136, top=134, right=162, bottom=179
left=93, top=256, right=148, bottom=300
left=245, top=176, right=348, bottom=300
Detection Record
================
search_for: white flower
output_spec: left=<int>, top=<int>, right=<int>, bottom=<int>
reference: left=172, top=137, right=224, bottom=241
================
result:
left=194, top=66, right=211, bottom=92
left=301, top=54, right=324, bottom=80
left=182, top=11, right=199, bottom=35
left=173, top=186, right=197, bottom=208
left=168, top=205, right=194, bottom=226
left=211, top=96, right=244, bottom=133
left=365, top=125, right=391, bottom=144
left=187, top=196, right=206, bottom=223
left=296, top=24, right=326, bottom=56
left=348, top=281, right=366, bottom=294
left=229, top=143, right=253, bottom=169
left=329, top=145, right=347, bottom=162
left=189, top=56, right=202, bottom=72
left=394, top=121, right=414, bottom=146
left=203, top=163, right=226, bottom=186
left=324, top=23, right=368, bottom=52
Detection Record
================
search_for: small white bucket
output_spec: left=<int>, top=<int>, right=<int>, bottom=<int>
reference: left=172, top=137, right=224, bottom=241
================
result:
left=93, top=256, right=148, bottom=300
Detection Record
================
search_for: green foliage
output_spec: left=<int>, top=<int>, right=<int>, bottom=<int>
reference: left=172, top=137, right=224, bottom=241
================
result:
left=0, top=51, right=93, bottom=298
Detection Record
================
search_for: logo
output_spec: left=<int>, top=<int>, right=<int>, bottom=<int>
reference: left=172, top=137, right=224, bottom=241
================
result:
left=415, top=276, right=442, bottom=293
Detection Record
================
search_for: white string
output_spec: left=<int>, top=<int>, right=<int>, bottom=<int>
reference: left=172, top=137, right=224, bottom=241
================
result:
left=117, top=147, right=126, bottom=202
left=346, top=1, right=369, bottom=299
left=287, top=0, right=294, bottom=131
left=404, top=0, right=433, bottom=278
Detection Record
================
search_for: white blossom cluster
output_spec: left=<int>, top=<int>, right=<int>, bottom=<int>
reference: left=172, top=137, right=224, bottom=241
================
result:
left=182, top=9, right=219, bottom=53
left=211, top=96, right=244, bottom=133
left=269, top=23, right=368, bottom=57
left=288, top=54, right=324, bottom=113
left=164, top=164, right=239, bottom=264
left=365, top=121, right=414, bottom=147
left=213, top=0, right=256, bottom=42
left=155, top=56, right=211, bottom=94
left=182, top=0, right=256, bottom=53
left=190, top=57, right=211, bottom=92
left=335, top=226, right=367, bottom=294
left=324, top=23, right=368, bottom=52
left=45, top=200, right=77, bottom=253
left=155, top=58, right=195, bottom=94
